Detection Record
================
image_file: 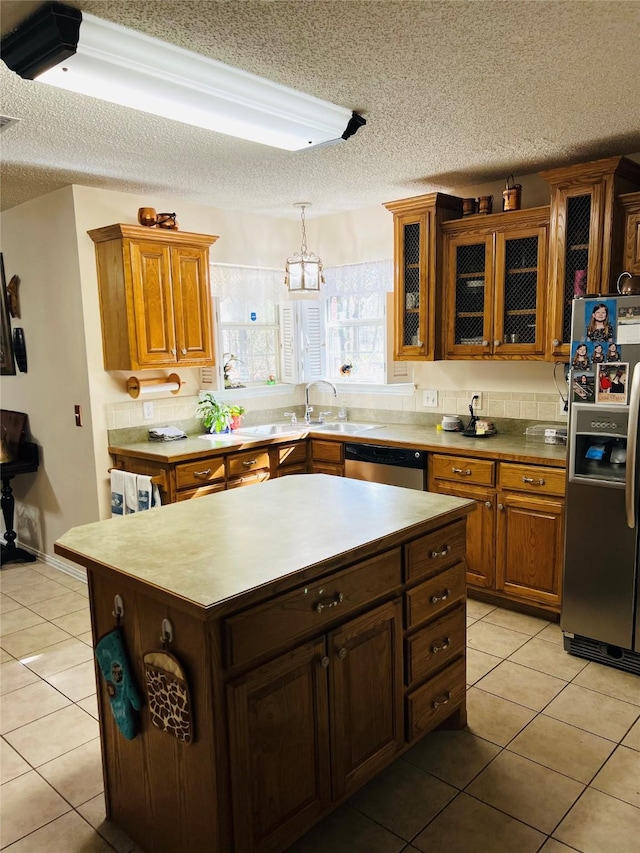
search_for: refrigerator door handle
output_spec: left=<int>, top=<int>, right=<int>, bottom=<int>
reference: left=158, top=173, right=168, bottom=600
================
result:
left=625, top=363, right=640, bottom=529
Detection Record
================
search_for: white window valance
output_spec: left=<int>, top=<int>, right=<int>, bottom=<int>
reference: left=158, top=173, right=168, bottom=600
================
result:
left=322, top=259, right=393, bottom=298
left=210, top=264, right=287, bottom=302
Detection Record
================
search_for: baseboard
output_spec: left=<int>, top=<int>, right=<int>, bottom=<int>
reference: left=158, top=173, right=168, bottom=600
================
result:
left=29, top=548, right=87, bottom=584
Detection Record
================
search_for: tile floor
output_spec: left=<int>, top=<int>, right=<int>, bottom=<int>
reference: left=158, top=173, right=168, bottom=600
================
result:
left=1, top=561, right=639, bottom=852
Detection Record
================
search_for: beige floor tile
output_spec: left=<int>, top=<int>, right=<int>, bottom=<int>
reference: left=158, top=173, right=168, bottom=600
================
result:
left=544, top=683, right=640, bottom=742
left=0, top=679, right=71, bottom=734
left=508, top=714, right=615, bottom=783
left=0, top=566, right=39, bottom=590
left=0, top=738, right=30, bottom=784
left=0, top=770, right=71, bottom=847
left=466, top=750, right=584, bottom=834
left=46, top=659, right=97, bottom=701
left=0, top=621, right=72, bottom=657
left=481, top=608, right=550, bottom=636
left=32, top=563, right=75, bottom=583
left=466, top=647, right=502, bottom=686
left=0, top=594, right=23, bottom=614
left=2, top=809, right=114, bottom=853
left=411, top=791, right=545, bottom=853
left=403, top=728, right=500, bottom=789
left=466, top=616, right=476, bottom=628
left=536, top=622, right=564, bottom=646
left=539, top=840, right=577, bottom=852
left=590, top=745, right=640, bottom=807
left=0, top=658, right=39, bottom=695
left=2, top=577, right=74, bottom=606
left=508, top=637, right=590, bottom=681
left=466, top=621, right=530, bottom=658
left=573, top=660, right=640, bottom=706
left=0, top=605, right=45, bottom=637
left=0, top=648, right=12, bottom=662
left=77, top=793, right=140, bottom=853
left=466, top=687, right=536, bottom=746
left=38, top=737, right=104, bottom=807
left=554, top=787, right=640, bottom=853
left=4, top=704, right=98, bottom=766
left=78, top=630, right=95, bottom=646
left=475, top=660, right=566, bottom=711
left=52, top=608, right=92, bottom=636
left=28, top=590, right=89, bottom=619
left=54, top=575, right=89, bottom=593
left=19, top=636, right=93, bottom=677
left=622, top=717, right=640, bottom=751
left=348, top=755, right=456, bottom=840
left=77, top=693, right=99, bottom=719
left=286, top=803, right=405, bottom=853
left=466, top=599, right=496, bottom=620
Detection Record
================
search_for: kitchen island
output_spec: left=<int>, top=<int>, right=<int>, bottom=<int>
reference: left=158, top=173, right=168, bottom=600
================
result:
left=55, top=475, right=473, bottom=853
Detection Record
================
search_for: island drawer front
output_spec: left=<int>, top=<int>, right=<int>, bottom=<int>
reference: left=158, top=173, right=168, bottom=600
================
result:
left=224, top=549, right=402, bottom=668
left=227, top=449, right=271, bottom=478
left=405, top=562, right=466, bottom=629
left=405, top=605, right=465, bottom=686
left=175, top=458, right=226, bottom=489
left=274, top=442, right=308, bottom=468
left=499, top=463, right=565, bottom=497
left=175, top=483, right=226, bottom=501
left=431, top=455, right=495, bottom=487
left=405, top=520, right=466, bottom=583
left=227, top=471, right=271, bottom=489
left=406, top=657, right=466, bottom=742
left=311, top=440, right=343, bottom=463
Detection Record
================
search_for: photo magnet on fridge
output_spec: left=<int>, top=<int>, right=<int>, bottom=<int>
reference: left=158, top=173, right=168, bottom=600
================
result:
left=573, top=371, right=595, bottom=403
left=595, top=363, right=629, bottom=405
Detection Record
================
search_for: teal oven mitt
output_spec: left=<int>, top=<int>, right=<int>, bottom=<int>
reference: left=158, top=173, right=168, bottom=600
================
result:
left=95, top=627, right=143, bottom=740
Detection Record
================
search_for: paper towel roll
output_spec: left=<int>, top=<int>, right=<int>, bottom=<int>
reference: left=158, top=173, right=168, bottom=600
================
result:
left=127, top=374, right=182, bottom=398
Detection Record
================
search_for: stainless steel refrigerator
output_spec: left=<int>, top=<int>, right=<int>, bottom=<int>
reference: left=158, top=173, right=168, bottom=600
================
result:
left=562, top=294, right=640, bottom=674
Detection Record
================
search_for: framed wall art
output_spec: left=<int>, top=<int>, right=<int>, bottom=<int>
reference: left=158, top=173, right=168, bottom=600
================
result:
left=0, top=253, right=16, bottom=376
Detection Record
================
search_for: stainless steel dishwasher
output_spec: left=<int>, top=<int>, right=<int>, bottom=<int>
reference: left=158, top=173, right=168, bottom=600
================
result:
left=344, top=443, right=426, bottom=490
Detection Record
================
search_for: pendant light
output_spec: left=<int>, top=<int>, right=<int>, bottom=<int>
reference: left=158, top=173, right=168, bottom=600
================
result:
left=285, top=203, right=324, bottom=293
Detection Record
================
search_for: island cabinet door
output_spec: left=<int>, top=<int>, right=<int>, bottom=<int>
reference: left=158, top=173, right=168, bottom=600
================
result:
left=328, top=599, right=404, bottom=800
left=226, top=637, right=331, bottom=853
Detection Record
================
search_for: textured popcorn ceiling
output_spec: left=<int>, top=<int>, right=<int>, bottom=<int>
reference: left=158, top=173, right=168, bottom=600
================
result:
left=1, top=0, right=640, bottom=217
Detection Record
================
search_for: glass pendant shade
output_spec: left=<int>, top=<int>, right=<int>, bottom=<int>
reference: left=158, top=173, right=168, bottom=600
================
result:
left=286, top=204, right=324, bottom=292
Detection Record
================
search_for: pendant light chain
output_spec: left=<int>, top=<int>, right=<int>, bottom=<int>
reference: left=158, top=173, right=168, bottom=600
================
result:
left=299, top=204, right=308, bottom=254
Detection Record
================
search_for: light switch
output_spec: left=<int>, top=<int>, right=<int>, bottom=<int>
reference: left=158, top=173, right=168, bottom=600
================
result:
left=143, top=402, right=155, bottom=420
left=422, top=390, right=438, bottom=408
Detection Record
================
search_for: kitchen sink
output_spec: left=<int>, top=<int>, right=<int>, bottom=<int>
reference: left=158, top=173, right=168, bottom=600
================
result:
left=232, top=423, right=305, bottom=437
left=313, top=422, right=385, bottom=434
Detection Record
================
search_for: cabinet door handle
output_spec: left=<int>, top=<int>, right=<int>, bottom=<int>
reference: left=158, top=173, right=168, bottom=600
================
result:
left=430, top=588, right=450, bottom=604
left=181, top=347, right=187, bottom=355
left=194, top=468, right=212, bottom=479
left=320, top=656, right=330, bottom=669
left=316, top=592, right=344, bottom=613
left=522, top=476, right=545, bottom=485
left=431, top=637, right=451, bottom=653
left=485, top=500, right=492, bottom=508
left=337, top=647, right=348, bottom=660
left=494, top=339, right=501, bottom=347
left=498, top=503, right=505, bottom=511
left=171, top=348, right=176, bottom=355
left=430, top=545, right=450, bottom=559
left=242, top=459, right=257, bottom=468
left=451, top=467, right=472, bottom=476
left=432, top=691, right=451, bottom=709
left=552, top=339, right=560, bottom=347
left=482, top=340, right=489, bottom=347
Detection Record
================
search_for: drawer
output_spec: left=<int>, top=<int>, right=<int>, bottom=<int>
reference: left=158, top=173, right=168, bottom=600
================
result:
left=405, top=562, right=466, bottom=629
left=431, top=454, right=495, bottom=487
left=406, top=657, right=466, bottom=742
left=224, top=548, right=402, bottom=668
left=406, top=605, right=465, bottom=686
left=227, top=471, right=270, bottom=489
left=175, top=483, right=226, bottom=501
left=273, top=442, right=308, bottom=468
left=311, top=462, right=344, bottom=477
left=175, top=457, right=225, bottom=489
left=277, top=464, right=308, bottom=477
left=227, top=448, right=270, bottom=478
left=405, top=520, right=467, bottom=583
left=311, top=440, right=343, bottom=464
left=499, top=463, right=565, bottom=497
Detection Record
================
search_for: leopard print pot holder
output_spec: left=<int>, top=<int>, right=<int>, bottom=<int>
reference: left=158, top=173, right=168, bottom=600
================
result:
left=143, top=650, right=193, bottom=743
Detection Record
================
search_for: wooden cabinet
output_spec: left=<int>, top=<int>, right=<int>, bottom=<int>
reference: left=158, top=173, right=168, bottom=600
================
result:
left=441, top=207, right=549, bottom=359
left=88, top=223, right=218, bottom=370
left=540, top=157, right=640, bottom=360
left=269, top=440, right=308, bottom=477
left=226, top=448, right=270, bottom=489
left=619, top=191, right=640, bottom=275
left=429, top=454, right=565, bottom=614
left=383, top=193, right=462, bottom=360
left=310, top=438, right=344, bottom=476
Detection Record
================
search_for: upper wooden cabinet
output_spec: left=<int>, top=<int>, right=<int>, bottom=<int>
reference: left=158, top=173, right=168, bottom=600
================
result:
left=441, top=207, right=549, bottom=359
left=383, top=193, right=462, bottom=360
left=540, top=156, right=640, bottom=361
left=88, top=224, right=218, bottom=370
left=619, top=191, right=640, bottom=275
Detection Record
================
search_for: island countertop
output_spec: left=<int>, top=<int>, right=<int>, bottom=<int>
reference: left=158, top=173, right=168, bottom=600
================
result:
left=55, top=474, right=473, bottom=612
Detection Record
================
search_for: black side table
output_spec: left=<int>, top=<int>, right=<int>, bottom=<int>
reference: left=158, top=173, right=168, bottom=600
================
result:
left=1, top=442, right=39, bottom=566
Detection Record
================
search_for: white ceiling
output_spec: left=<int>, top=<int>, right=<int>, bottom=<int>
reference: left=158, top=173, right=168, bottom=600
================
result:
left=1, top=0, right=640, bottom=218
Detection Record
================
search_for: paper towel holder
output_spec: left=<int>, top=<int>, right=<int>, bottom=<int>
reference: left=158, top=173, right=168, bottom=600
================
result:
left=126, top=373, right=183, bottom=399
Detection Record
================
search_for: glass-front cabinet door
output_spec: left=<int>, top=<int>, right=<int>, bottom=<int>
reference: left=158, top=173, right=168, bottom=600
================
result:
left=395, top=211, right=428, bottom=358
left=444, top=235, right=493, bottom=357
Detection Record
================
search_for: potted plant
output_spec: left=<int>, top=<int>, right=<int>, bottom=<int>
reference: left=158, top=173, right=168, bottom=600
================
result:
left=229, top=404, right=246, bottom=431
left=195, top=393, right=232, bottom=434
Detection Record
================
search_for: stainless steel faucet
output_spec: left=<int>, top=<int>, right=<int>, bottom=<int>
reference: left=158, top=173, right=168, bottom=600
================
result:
left=304, top=380, right=338, bottom=424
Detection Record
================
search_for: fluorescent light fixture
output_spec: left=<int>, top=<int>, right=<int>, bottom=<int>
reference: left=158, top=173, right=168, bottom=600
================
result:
left=1, top=2, right=366, bottom=151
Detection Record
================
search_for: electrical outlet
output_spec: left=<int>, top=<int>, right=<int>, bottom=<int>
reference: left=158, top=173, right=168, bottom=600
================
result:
left=422, top=389, right=438, bottom=408
left=469, top=392, right=483, bottom=411
left=143, top=401, right=155, bottom=420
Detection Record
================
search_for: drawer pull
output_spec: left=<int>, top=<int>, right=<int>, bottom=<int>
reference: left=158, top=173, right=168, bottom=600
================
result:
left=242, top=459, right=258, bottom=468
left=315, top=592, right=344, bottom=613
left=522, top=476, right=545, bottom=485
left=194, top=468, right=212, bottom=479
left=451, top=467, right=472, bottom=476
left=337, top=647, right=348, bottom=660
left=320, top=656, right=330, bottom=669
left=430, top=588, right=450, bottom=604
left=432, top=691, right=451, bottom=709
left=431, top=637, right=451, bottom=653
left=430, top=545, right=450, bottom=559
